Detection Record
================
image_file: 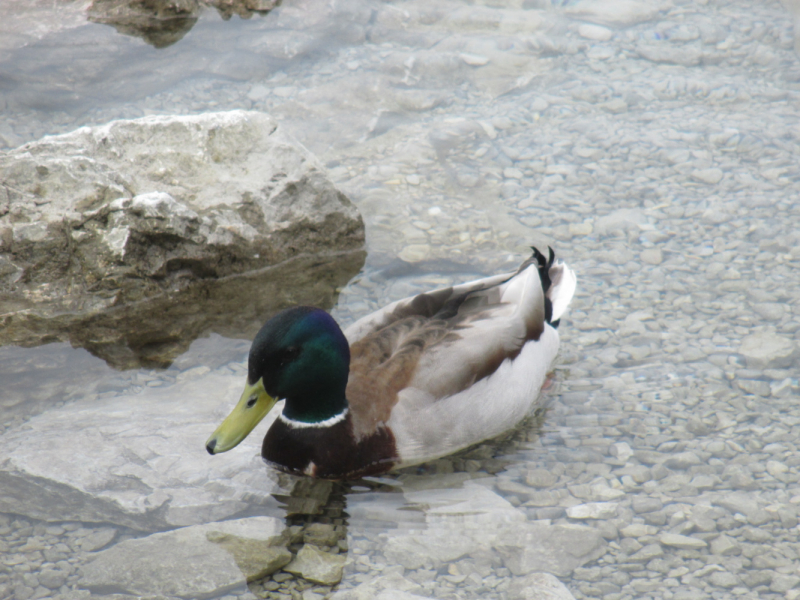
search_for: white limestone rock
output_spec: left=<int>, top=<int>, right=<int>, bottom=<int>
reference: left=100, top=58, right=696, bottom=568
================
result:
left=0, top=109, right=364, bottom=316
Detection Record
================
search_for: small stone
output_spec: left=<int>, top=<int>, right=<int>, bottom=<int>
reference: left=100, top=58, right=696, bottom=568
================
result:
left=664, top=452, right=702, bottom=469
left=742, top=570, right=773, bottom=588
left=747, top=509, right=772, bottom=526
left=505, top=573, right=578, bottom=600
left=406, top=174, right=421, bottom=186
left=766, top=460, right=789, bottom=477
left=37, top=570, right=67, bottom=590
left=600, top=98, right=628, bottom=114
left=569, top=222, right=593, bottom=236
left=503, top=168, right=524, bottom=179
left=771, top=574, right=800, bottom=593
left=743, top=527, right=771, bottom=543
left=566, top=502, right=618, bottom=519
left=620, top=524, right=655, bottom=537
left=530, top=98, right=549, bottom=112
left=578, top=24, right=613, bottom=41
left=710, top=535, right=740, bottom=556
left=398, top=245, right=430, bottom=263
left=567, top=0, right=660, bottom=26
left=609, top=442, right=633, bottom=462
left=460, top=53, right=490, bottom=66
left=80, top=528, right=117, bottom=552
left=691, top=168, right=724, bottom=184
left=752, top=303, right=784, bottom=320
left=303, top=523, right=340, bottom=547
left=285, top=544, right=346, bottom=586
left=629, top=544, right=663, bottom=563
left=632, top=497, right=662, bottom=514
left=737, top=379, right=771, bottom=397
left=659, top=533, right=708, bottom=549
left=525, top=469, right=558, bottom=488
left=709, top=571, right=739, bottom=588
left=641, top=248, right=663, bottom=265
left=637, top=43, right=703, bottom=66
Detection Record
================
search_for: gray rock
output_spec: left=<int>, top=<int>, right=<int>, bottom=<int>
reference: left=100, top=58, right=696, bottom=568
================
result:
left=632, top=497, right=663, bottom=514
left=284, top=544, right=347, bottom=586
left=637, top=43, right=703, bottom=66
left=87, top=0, right=202, bottom=49
left=302, top=523, right=341, bottom=547
left=742, top=570, right=773, bottom=588
left=525, top=468, right=559, bottom=488
left=739, top=331, right=798, bottom=369
left=593, top=208, right=646, bottom=237
left=507, top=573, right=577, bottom=600
left=80, top=517, right=290, bottom=597
left=709, top=571, right=739, bottom=588
left=37, top=569, right=67, bottom=590
left=690, top=168, right=724, bottom=185
left=629, top=544, right=663, bottom=563
left=495, top=522, right=606, bottom=577
left=328, top=572, right=423, bottom=600
left=770, top=574, right=800, bottom=593
left=737, top=379, right=771, bottom=397
left=375, top=592, right=436, bottom=600
left=0, top=368, right=284, bottom=530
left=383, top=532, right=478, bottom=570
left=710, top=535, right=740, bottom=556
left=80, top=527, right=117, bottom=552
left=566, top=502, right=618, bottom=519
left=565, top=0, right=661, bottom=27
left=658, top=533, right=708, bottom=549
left=664, top=452, right=702, bottom=469
left=0, top=110, right=365, bottom=367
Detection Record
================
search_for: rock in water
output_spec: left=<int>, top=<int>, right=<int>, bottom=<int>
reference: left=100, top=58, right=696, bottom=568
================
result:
left=80, top=517, right=290, bottom=597
left=284, top=544, right=347, bottom=585
left=0, top=110, right=365, bottom=367
left=0, top=368, right=284, bottom=530
left=565, top=0, right=661, bottom=27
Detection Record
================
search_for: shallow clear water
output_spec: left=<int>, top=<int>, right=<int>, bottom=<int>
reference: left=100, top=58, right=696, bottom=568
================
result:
left=2, top=1, right=800, bottom=599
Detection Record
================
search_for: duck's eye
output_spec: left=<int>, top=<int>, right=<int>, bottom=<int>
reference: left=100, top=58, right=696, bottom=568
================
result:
left=246, top=395, right=258, bottom=408
left=278, top=346, right=301, bottom=367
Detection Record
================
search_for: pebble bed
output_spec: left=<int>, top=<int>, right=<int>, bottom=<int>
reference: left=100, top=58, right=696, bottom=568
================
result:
left=2, top=0, right=800, bottom=599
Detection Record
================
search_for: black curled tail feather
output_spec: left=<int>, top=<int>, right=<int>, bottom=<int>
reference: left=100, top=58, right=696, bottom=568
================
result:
left=531, top=246, right=556, bottom=326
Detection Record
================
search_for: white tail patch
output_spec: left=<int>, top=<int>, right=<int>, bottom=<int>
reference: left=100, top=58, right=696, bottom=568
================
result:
left=549, top=261, right=577, bottom=322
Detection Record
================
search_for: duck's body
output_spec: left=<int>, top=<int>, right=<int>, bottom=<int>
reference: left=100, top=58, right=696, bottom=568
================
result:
left=207, top=247, right=576, bottom=480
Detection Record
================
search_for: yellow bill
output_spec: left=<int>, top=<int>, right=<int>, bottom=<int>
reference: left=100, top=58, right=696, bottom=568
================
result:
left=206, top=378, right=277, bottom=454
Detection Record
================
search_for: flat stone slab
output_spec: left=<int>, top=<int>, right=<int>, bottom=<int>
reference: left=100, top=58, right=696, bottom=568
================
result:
left=80, top=516, right=289, bottom=598
left=659, top=533, right=709, bottom=549
left=0, top=366, right=285, bottom=531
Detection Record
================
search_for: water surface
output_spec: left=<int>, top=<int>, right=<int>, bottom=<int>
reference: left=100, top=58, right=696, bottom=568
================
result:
left=1, top=1, right=800, bottom=599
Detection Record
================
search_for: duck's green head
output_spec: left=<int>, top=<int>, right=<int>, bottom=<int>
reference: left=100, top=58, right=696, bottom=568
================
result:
left=206, top=306, right=350, bottom=455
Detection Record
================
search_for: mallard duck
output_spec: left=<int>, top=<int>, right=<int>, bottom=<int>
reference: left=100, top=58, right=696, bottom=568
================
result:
left=206, top=247, right=576, bottom=480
